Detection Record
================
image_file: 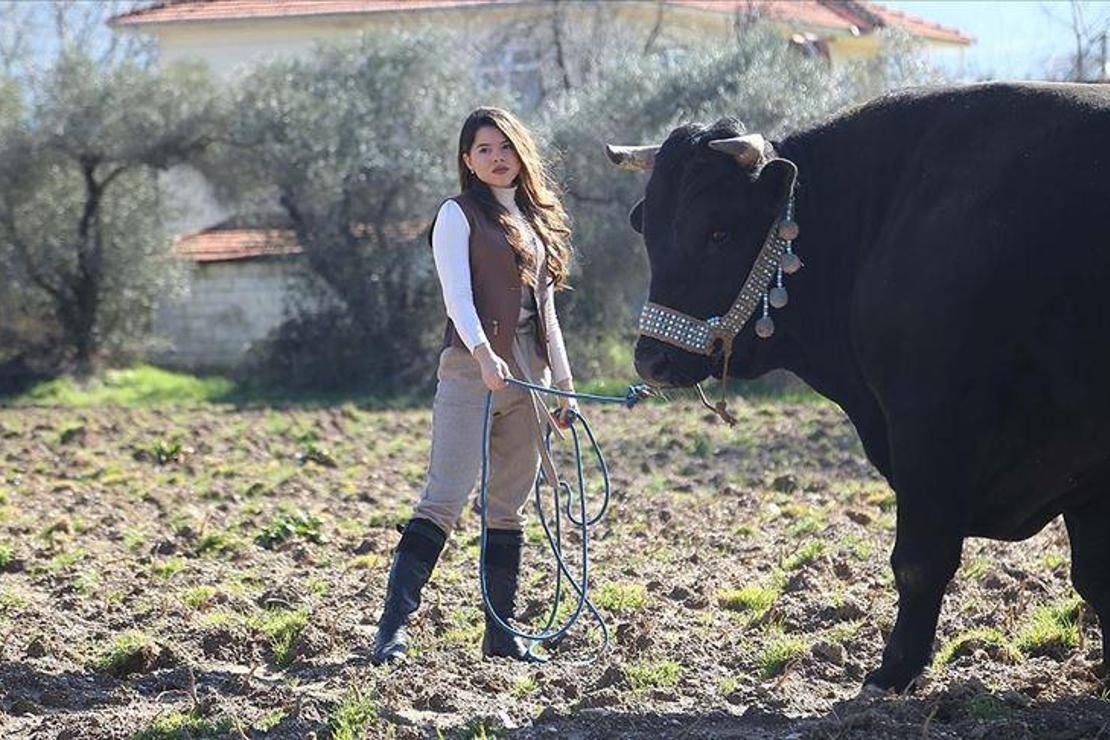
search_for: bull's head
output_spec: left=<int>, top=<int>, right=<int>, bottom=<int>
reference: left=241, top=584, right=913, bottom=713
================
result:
left=608, top=119, right=798, bottom=388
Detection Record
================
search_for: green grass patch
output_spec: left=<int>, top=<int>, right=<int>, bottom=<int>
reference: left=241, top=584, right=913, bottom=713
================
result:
left=253, top=708, right=286, bottom=732
left=255, top=510, right=324, bottom=549
left=366, top=505, right=412, bottom=530
left=94, top=631, right=157, bottom=678
left=838, top=534, right=874, bottom=560
left=625, top=659, right=682, bottom=691
left=783, top=541, right=825, bottom=571
left=198, top=609, right=240, bottom=628
left=1015, top=597, right=1084, bottom=657
left=147, top=438, right=185, bottom=466
left=346, top=553, right=385, bottom=571
left=862, top=486, right=897, bottom=512
left=253, top=607, right=309, bottom=667
left=56, top=421, right=86, bottom=446
left=0, top=588, right=28, bottom=613
left=182, top=586, right=218, bottom=610
left=717, top=578, right=781, bottom=621
left=152, top=557, right=187, bottom=579
left=1042, top=552, right=1068, bottom=571
left=195, top=529, right=243, bottom=558
left=594, top=581, right=647, bottom=612
left=964, top=694, right=1013, bottom=721
left=328, top=685, right=377, bottom=740
left=826, top=619, right=862, bottom=644
left=123, top=528, right=147, bottom=552
left=297, top=440, right=337, bottom=468
left=511, top=675, right=538, bottom=698
left=689, top=431, right=713, bottom=458
left=758, top=630, right=809, bottom=677
left=46, top=548, right=85, bottom=572
left=787, top=514, right=824, bottom=537
left=17, top=364, right=236, bottom=407
left=933, top=627, right=1020, bottom=667
left=0, top=543, right=13, bottom=570
left=960, top=557, right=991, bottom=581
left=131, top=710, right=233, bottom=739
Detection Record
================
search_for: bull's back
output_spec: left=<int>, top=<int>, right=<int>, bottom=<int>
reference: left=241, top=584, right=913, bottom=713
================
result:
left=850, top=83, right=1110, bottom=536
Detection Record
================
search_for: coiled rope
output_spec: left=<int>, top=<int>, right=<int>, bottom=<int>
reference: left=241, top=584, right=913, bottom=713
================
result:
left=477, top=378, right=654, bottom=662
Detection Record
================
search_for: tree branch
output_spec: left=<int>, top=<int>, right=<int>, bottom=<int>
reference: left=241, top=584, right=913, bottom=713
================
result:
left=642, top=0, right=665, bottom=56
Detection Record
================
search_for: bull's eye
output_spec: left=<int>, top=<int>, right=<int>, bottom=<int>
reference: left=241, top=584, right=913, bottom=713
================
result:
left=709, top=230, right=729, bottom=244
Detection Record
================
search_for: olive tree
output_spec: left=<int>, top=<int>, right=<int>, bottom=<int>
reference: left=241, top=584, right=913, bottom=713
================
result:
left=0, top=51, right=224, bottom=375
left=217, top=31, right=500, bottom=390
left=535, top=24, right=842, bottom=377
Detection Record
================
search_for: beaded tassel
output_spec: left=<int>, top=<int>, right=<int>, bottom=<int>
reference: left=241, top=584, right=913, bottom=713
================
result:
left=780, top=196, right=802, bottom=274
left=754, top=293, right=775, bottom=338
left=769, top=266, right=788, bottom=309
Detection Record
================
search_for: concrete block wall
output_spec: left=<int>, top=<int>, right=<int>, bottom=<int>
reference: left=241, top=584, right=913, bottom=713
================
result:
left=152, top=257, right=325, bottom=372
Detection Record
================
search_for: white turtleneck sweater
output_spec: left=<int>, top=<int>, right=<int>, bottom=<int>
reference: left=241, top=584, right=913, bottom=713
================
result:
left=431, top=185, right=572, bottom=385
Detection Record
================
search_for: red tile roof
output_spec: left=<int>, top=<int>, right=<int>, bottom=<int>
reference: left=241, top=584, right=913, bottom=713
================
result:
left=174, top=228, right=302, bottom=262
left=855, top=1, right=973, bottom=45
left=109, top=0, right=504, bottom=25
left=676, top=0, right=858, bottom=32
left=674, top=1, right=971, bottom=44
left=110, top=0, right=972, bottom=44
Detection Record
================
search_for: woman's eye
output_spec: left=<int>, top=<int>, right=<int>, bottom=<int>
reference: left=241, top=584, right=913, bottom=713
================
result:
left=709, top=230, right=728, bottom=244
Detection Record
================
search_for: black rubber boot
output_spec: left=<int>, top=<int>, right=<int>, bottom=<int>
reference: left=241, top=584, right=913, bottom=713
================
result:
left=371, top=518, right=446, bottom=666
left=481, top=528, right=547, bottom=662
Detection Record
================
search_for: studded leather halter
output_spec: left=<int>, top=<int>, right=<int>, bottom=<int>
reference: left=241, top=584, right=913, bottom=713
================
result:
left=637, top=166, right=800, bottom=424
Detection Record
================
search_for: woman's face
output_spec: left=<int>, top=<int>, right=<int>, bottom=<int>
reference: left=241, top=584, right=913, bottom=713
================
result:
left=463, top=125, right=521, bottom=189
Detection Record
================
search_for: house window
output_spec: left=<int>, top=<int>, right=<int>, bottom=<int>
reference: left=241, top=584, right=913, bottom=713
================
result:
left=479, top=44, right=544, bottom=107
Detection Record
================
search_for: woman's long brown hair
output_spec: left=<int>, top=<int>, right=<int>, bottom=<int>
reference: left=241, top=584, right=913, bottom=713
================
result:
left=457, top=107, right=573, bottom=291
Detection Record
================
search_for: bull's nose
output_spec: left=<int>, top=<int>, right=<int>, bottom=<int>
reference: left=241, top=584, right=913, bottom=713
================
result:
left=634, top=340, right=671, bottom=384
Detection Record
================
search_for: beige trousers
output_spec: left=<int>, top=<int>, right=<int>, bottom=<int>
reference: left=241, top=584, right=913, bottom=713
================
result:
left=412, top=325, right=553, bottom=535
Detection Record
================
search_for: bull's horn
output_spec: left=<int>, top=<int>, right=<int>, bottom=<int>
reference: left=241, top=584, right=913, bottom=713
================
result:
left=605, top=143, right=660, bottom=171
left=708, top=134, right=767, bottom=168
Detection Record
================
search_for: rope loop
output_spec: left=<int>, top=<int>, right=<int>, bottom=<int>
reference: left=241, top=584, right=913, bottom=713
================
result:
left=477, top=379, right=648, bottom=662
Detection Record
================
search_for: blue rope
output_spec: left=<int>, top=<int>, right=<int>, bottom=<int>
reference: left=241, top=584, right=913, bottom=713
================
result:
left=477, top=378, right=652, bottom=662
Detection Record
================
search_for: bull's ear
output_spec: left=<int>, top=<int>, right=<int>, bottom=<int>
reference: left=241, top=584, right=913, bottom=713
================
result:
left=758, top=158, right=798, bottom=208
left=629, top=199, right=645, bottom=234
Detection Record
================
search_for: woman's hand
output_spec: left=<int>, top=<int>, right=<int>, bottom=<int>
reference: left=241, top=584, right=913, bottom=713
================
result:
left=472, top=343, right=512, bottom=391
left=554, top=378, right=579, bottom=428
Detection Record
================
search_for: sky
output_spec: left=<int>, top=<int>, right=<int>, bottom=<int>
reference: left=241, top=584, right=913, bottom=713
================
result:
left=884, top=0, right=1110, bottom=80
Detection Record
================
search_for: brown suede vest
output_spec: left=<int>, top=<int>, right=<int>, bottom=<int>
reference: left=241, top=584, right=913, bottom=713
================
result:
left=429, top=189, right=550, bottom=365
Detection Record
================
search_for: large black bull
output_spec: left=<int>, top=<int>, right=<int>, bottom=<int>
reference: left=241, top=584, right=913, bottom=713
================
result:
left=607, top=82, right=1110, bottom=693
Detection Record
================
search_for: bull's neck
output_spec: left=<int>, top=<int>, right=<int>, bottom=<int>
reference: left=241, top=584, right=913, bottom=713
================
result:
left=763, top=123, right=900, bottom=414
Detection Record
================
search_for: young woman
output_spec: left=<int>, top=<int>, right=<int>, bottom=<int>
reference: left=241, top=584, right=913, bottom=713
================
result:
left=372, top=107, right=577, bottom=665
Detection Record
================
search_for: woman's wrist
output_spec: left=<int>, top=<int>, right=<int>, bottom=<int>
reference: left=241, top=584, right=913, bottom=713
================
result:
left=472, top=342, right=495, bottom=363
left=555, top=377, right=574, bottom=391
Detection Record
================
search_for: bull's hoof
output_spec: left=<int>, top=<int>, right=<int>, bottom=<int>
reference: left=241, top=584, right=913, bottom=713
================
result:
left=863, top=666, right=923, bottom=695
left=857, top=682, right=889, bottom=699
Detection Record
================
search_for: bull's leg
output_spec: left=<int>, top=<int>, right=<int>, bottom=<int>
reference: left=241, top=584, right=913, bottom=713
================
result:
left=863, top=492, right=964, bottom=693
left=1063, top=496, right=1110, bottom=676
